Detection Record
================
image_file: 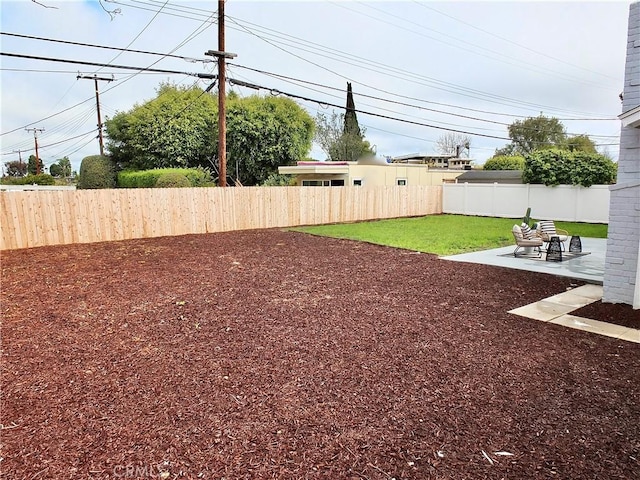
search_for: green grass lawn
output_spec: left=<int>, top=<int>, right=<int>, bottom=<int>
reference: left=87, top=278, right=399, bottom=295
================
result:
left=290, top=214, right=608, bottom=256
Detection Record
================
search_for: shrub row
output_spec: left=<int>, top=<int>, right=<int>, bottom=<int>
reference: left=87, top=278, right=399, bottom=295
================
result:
left=117, top=167, right=214, bottom=188
left=0, top=174, right=56, bottom=185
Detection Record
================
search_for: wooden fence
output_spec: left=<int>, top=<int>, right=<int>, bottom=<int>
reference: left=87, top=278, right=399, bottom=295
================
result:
left=0, top=185, right=442, bottom=250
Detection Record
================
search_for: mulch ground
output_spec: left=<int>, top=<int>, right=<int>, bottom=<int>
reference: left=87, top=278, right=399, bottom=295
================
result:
left=1, top=230, right=639, bottom=480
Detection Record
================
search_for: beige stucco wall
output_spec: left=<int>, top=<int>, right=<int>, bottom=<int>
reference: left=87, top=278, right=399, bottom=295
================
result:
left=286, top=164, right=463, bottom=186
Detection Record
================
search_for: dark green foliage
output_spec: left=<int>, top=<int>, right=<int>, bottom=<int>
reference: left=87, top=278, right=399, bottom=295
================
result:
left=27, top=155, right=44, bottom=175
left=343, top=82, right=361, bottom=138
left=0, top=174, right=55, bottom=185
left=117, top=167, right=213, bottom=188
left=523, top=149, right=617, bottom=187
left=49, top=163, right=62, bottom=177
left=225, top=95, right=314, bottom=185
left=523, top=207, right=531, bottom=226
left=314, top=111, right=374, bottom=162
left=4, top=160, right=27, bottom=177
left=49, top=157, right=72, bottom=178
left=508, top=115, right=566, bottom=154
left=566, top=134, right=597, bottom=153
left=77, top=155, right=116, bottom=189
left=155, top=172, right=191, bottom=188
left=105, top=82, right=314, bottom=186
left=483, top=155, right=526, bottom=171
left=105, top=82, right=217, bottom=171
left=261, top=173, right=296, bottom=186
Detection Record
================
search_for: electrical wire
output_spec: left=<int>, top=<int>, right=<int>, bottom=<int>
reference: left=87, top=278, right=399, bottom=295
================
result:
left=225, top=14, right=617, bottom=118
left=411, top=0, right=619, bottom=82
left=2, top=32, right=618, bottom=122
left=336, top=1, right=614, bottom=90
left=0, top=33, right=215, bottom=65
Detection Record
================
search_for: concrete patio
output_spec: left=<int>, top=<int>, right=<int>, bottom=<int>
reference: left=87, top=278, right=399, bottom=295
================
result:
left=442, top=238, right=639, bottom=343
left=441, top=237, right=607, bottom=284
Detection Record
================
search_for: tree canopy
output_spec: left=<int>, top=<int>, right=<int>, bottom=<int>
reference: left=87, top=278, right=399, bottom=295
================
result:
left=522, top=148, right=616, bottom=187
left=105, top=82, right=217, bottom=171
left=49, top=157, right=72, bottom=178
left=507, top=115, right=566, bottom=155
left=314, top=111, right=374, bottom=162
left=104, top=82, right=314, bottom=185
left=4, top=160, right=27, bottom=177
left=225, top=95, right=314, bottom=185
left=483, top=155, right=525, bottom=171
left=27, top=155, right=44, bottom=176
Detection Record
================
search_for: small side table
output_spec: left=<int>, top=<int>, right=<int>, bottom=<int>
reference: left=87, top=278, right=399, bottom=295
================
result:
left=546, top=236, right=563, bottom=262
left=569, top=235, right=582, bottom=253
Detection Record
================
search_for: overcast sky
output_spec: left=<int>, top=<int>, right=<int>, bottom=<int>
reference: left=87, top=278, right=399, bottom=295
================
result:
left=0, top=0, right=632, bottom=174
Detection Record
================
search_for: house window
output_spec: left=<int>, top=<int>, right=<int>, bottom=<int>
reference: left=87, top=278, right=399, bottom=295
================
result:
left=302, top=180, right=331, bottom=186
left=396, top=178, right=407, bottom=186
left=353, top=179, right=363, bottom=186
left=330, top=179, right=345, bottom=186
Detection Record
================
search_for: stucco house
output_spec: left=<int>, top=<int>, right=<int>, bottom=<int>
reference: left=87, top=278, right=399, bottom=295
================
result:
left=603, top=1, right=640, bottom=309
left=278, top=156, right=464, bottom=187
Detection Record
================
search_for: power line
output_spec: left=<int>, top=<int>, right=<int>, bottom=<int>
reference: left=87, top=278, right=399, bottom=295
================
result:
left=3, top=32, right=617, bottom=122
left=0, top=32, right=213, bottom=65
left=0, top=52, right=217, bottom=78
left=335, top=1, right=614, bottom=90
left=225, top=14, right=616, bottom=118
left=411, top=0, right=619, bottom=82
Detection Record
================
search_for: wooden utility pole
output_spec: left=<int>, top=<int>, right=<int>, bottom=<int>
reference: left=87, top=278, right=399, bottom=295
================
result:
left=25, top=128, right=44, bottom=174
left=77, top=74, right=113, bottom=156
left=217, top=0, right=227, bottom=187
left=205, top=0, right=237, bottom=187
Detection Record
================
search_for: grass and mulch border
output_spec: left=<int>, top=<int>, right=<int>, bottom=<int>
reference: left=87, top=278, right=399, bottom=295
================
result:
left=291, top=214, right=608, bottom=256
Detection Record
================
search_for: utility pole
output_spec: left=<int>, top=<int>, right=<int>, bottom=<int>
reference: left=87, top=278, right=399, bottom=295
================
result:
left=205, top=1, right=237, bottom=187
left=77, top=74, right=113, bottom=156
left=12, top=149, right=23, bottom=166
left=25, top=128, right=44, bottom=174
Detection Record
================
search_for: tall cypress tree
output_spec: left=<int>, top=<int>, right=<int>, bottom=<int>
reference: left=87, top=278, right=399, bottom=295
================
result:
left=343, top=82, right=361, bottom=138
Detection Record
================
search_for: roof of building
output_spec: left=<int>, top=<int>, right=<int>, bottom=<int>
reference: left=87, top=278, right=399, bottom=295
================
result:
left=455, top=170, right=523, bottom=184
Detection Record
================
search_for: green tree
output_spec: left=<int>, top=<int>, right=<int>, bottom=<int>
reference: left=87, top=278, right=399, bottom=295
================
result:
left=225, top=95, right=314, bottom=185
left=27, top=155, right=44, bottom=176
left=105, top=82, right=314, bottom=186
left=483, top=155, right=526, bottom=170
left=49, top=163, right=62, bottom=177
left=522, top=148, right=616, bottom=187
left=505, top=115, right=567, bottom=155
left=314, top=111, right=374, bottom=161
left=566, top=134, right=597, bottom=153
left=105, top=82, right=217, bottom=171
left=48, top=157, right=72, bottom=178
left=77, top=155, right=115, bottom=189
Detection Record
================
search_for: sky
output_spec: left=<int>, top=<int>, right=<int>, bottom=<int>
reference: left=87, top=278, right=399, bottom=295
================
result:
left=0, top=0, right=632, bottom=175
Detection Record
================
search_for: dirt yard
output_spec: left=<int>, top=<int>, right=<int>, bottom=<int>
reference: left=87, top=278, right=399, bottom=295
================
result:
left=1, top=230, right=638, bottom=479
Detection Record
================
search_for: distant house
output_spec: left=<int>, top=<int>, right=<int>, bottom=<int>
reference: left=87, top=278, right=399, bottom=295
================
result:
left=278, top=156, right=464, bottom=187
left=454, top=170, right=523, bottom=184
left=391, top=153, right=473, bottom=170
left=603, top=1, right=640, bottom=309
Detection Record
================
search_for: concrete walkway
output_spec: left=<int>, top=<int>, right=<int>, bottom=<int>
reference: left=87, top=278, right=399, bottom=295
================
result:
left=441, top=238, right=639, bottom=344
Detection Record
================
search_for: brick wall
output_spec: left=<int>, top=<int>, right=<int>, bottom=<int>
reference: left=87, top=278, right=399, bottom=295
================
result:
left=603, top=1, right=640, bottom=308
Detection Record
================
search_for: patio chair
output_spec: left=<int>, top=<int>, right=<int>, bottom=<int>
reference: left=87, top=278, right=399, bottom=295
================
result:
left=512, top=224, right=543, bottom=257
left=536, top=220, right=569, bottom=251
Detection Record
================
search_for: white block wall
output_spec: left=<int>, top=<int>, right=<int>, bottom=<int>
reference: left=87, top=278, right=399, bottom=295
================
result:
left=603, top=1, right=640, bottom=308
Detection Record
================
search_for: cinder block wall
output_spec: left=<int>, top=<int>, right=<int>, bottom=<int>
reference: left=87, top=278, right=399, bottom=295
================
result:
left=603, top=1, right=640, bottom=307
